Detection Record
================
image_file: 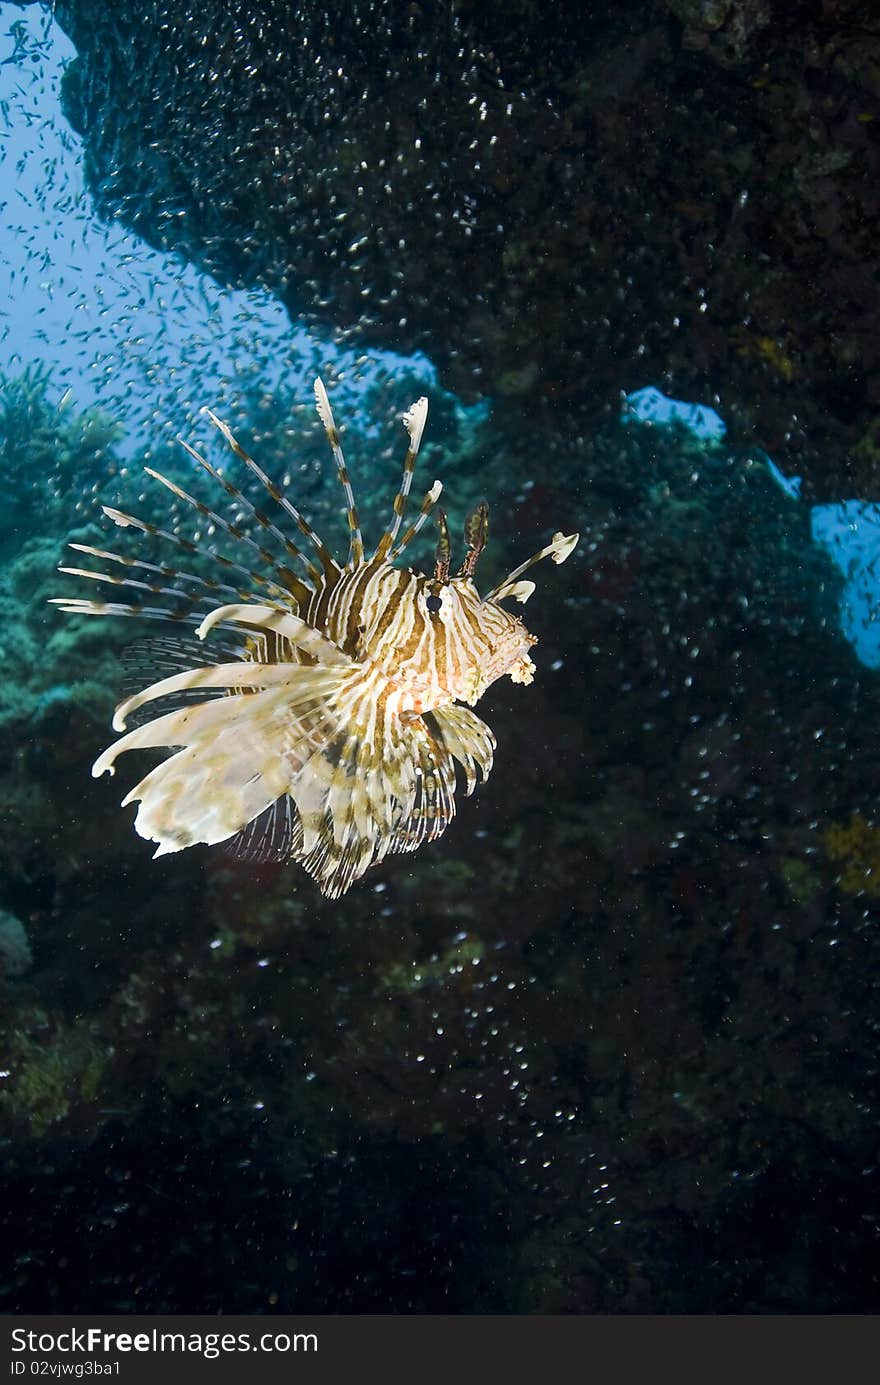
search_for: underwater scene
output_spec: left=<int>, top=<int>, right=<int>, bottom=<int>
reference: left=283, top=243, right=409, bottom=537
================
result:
left=1, top=0, right=879, bottom=1314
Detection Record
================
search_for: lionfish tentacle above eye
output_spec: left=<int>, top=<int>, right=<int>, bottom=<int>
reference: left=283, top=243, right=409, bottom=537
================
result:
left=486, top=530, right=579, bottom=603
left=54, top=377, right=579, bottom=898
left=434, top=508, right=452, bottom=584
left=458, top=501, right=490, bottom=579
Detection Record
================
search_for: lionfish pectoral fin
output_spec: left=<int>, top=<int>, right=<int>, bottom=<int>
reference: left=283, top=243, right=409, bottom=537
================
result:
left=224, top=795, right=301, bottom=865
left=97, top=665, right=359, bottom=857
left=277, top=704, right=466, bottom=897
left=194, top=603, right=349, bottom=665
left=428, top=704, right=496, bottom=796
left=132, top=732, right=293, bottom=856
left=112, top=660, right=304, bottom=733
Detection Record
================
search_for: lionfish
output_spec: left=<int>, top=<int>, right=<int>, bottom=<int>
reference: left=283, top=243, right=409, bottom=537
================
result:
left=53, top=381, right=578, bottom=898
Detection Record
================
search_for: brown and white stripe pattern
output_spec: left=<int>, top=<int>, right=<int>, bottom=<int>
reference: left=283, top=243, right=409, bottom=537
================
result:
left=53, top=378, right=578, bottom=898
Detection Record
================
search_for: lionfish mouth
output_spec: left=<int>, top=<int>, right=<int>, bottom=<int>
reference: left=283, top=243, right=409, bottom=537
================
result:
left=52, top=378, right=578, bottom=898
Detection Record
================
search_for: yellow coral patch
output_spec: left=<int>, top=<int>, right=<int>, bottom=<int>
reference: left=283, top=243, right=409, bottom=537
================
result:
left=823, top=812, right=880, bottom=898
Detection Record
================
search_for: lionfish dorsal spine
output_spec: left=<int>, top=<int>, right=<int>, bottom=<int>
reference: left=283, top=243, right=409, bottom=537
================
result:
left=141, top=465, right=296, bottom=592
left=65, top=541, right=253, bottom=607
left=313, top=377, right=364, bottom=568
left=177, top=435, right=321, bottom=594
left=389, top=479, right=443, bottom=560
left=200, top=407, right=339, bottom=583
left=98, top=505, right=295, bottom=604
left=373, top=395, right=429, bottom=563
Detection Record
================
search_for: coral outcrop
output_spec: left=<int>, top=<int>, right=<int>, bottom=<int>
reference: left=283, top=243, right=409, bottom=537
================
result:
left=2, top=376, right=878, bottom=1311
left=4, top=0, right=876, bottom=498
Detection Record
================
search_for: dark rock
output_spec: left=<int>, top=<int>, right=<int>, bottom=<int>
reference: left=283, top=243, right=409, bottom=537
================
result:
left=33, top=0, right=880, bottom=500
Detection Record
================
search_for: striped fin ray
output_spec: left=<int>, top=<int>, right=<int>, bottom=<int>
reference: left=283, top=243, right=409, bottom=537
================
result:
left=49, top=598, right=205, bottom=624
left=224, top=795, right=301, bottom=865
left=314, top=377, right=364, bottom=568
left=292, top=719, right=424, bottom=897
left=110, top=660, right=315, bottom=734
left=99, top=506, right=296, bottom=606
left=429, top=703, right=496, bottom=796
left=178, top=436, right=321, bottom=594
left=389, top=481, right=443, bottom=560
left=143, top=464, right=309, bottom=603
left=119, top=635, right=251, bottom=729
left=56, top=565, right=211, bottom=607
left=388, top=721, right=457, bottom=855
left=56, top=564, right=286, bottom=632
left=121, top=635, right=248, bottom=694
left=485, top=530, right=579, bottom=603
left=289, top=700, right=463, bottom=895
left=294, top=731, right=388, bottom=895
left=201, top=409, right=338, bottom=582
left=193, top=603, right=349, bottom=666
left=67, top=542, right=256, bottom=607
left=373, top=395, right=429, bottom=562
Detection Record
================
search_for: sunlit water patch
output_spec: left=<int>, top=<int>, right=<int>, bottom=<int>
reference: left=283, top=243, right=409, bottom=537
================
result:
left=0, top=5, right=435, bottom=455
left=625, top=385, right=880, bottom=672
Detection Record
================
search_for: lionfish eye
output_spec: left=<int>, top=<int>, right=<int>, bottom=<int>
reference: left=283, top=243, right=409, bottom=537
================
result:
left=426, top=593, right=443, bottom=614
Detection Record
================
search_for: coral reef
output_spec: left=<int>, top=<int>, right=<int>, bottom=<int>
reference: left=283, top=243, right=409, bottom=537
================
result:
left=823, top=811, right=880, bottom=897
left=0, top=364, right=122, bottom=550
left=10, top=0, right=876, bottom=498
left=0, top=908, right=32, bottom=977
left=2, top=376, right=878, bottom=1311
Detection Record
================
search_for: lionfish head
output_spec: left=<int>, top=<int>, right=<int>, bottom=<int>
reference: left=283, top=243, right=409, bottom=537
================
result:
left=363, top=497, right=578, bottom=708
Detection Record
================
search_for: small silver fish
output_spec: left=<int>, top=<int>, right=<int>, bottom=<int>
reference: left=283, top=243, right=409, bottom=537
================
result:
left=52, top=380, right=578, bottom=898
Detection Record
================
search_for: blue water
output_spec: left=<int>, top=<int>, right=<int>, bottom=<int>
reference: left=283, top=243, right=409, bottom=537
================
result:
left=2, top=2, right=878, bottom=1316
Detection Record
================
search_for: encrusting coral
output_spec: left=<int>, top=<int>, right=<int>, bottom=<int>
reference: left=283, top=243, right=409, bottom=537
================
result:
left=823, top=812, right=880, bottom=898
